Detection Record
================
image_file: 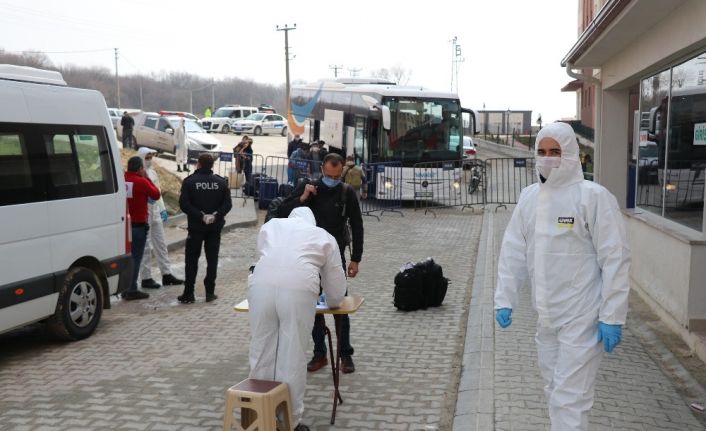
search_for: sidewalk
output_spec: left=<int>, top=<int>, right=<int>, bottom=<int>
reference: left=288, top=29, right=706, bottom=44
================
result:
left=453, top=208, right=706, bottom=430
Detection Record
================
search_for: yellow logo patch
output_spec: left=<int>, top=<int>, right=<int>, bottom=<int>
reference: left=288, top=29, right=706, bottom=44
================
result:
left=557, top=216, right=575, bottom=228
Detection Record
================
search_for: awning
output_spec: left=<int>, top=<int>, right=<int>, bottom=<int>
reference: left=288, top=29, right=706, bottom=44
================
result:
left=561, top=79, right=583, bottom=92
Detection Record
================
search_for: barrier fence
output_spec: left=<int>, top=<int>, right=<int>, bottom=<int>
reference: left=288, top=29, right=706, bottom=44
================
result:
left=412, top=159, right=486, bottom=215
left=483, top=157, right=537, bottom=211
left=360, top=161, right=404, bottom=220
left=215, top=152, right=265, bottom=202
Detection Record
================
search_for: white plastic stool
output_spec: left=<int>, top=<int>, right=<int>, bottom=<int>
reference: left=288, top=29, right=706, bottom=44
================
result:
left=223, top=378, right=294, bottom=431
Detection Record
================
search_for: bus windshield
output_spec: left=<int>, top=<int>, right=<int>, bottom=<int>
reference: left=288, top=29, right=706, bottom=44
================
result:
left=383, top=98, right=461, bottom=165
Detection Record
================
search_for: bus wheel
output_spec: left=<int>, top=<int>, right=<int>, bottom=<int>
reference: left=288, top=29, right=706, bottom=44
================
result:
left=47, top=267, right=103, bottom=341
left=281, top=126, right=288, bottom=137
left=254, top=126, right=262, bottom=136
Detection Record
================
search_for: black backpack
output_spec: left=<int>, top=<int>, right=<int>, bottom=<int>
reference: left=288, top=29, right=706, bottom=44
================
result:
left=393, top=258, right=449, bottom=311
left=393, top=263, right=426, bottom=311
left=416, top=258, right=449, bottom=307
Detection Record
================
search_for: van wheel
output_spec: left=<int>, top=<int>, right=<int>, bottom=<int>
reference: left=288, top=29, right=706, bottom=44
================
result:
left=221, top=125, right=230, bottom=134
left=47, top=267, right=103, bottom=341
left=281, top=126, right=288, bottom=137
left=254, top=126, right=262, bottom=136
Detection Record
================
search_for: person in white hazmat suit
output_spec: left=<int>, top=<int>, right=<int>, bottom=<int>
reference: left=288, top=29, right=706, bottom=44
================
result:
left=174, top=117, right=189, bottom=172
left=136, top=147, right=184, bottom=289
left=248, top=207, right=346, bottom=431
left=494, top=122, right=630, bottom=431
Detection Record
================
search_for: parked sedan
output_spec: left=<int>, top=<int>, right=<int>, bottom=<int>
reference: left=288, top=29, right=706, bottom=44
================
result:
left=232, top=113, right=288, bottom=136
left=122, top=112, right=222, bottom=160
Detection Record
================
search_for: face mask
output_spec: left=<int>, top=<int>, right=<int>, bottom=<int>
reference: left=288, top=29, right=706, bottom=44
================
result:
left=321, top=177, right=341, bottom=188
left=346, top=161, right=355, bottom=166
left=536, top=156, right=561, bottom=179
left=144, top=159, right=152, bottom=169
left=312, top=147, right=320, bottom=153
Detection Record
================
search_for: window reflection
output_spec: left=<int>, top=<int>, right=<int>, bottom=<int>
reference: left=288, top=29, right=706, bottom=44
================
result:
left=636, top=52, right=706, bottom=231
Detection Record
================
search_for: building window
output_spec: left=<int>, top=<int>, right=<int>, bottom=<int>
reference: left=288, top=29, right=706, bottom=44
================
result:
left=636, top=51, right=706, bottom=232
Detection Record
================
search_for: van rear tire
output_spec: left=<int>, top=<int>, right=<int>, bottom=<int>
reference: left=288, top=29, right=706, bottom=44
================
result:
left=47, top=267, right=104, bottom=341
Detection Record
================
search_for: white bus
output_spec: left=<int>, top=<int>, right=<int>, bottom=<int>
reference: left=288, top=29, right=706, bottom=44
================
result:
left=287, top=78, right=478, bottom=200
left=0, top=65, right=132, bottom=340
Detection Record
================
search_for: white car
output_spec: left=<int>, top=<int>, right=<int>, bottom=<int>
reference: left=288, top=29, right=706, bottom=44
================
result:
left=202, top=105, right=259, bottom=134
left=232, top=113, right=288, bottom=136
left=123, top=112, right=222, bottom=160
left=463, top=136, right=477, bottom=159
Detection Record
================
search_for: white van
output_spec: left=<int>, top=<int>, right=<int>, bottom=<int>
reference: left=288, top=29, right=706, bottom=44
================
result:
left=0, top=65, right=132, bottom=340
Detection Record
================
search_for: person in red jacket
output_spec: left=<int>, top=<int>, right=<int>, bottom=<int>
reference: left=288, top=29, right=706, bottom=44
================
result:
left=124, top=156, right=161, bottom=300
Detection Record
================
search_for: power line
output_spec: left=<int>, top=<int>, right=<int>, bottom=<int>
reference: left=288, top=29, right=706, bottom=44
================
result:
left=1, top=48, right=114, bottom=55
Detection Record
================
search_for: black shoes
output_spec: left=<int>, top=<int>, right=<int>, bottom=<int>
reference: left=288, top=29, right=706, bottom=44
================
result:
left=205, top=293, right=218, bottom=302
left=177, top=294, right=195, bottom=304
left=162, top=274, right=184, bottom=286
left=141, top=278, right=161, bottom=289
left=307, top=355, right=328, bottom=372
left=294, top=424, right=310, bottom=431
left=121, top=290, right=150, bottom=300
left=341, top=355, right=355, bottom=374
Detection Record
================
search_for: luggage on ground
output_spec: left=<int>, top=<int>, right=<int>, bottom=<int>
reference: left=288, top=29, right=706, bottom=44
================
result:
left=258, top=177, right=279, bottom=210
left=393, top=258, right=449, bottom=311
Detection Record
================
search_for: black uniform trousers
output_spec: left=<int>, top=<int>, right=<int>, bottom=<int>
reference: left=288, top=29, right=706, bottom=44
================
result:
left=184, top=229, right=221, bottom=296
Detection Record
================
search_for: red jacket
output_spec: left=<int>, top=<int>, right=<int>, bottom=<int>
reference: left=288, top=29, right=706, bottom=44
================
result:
left=125, top=171, right=161, bottom=224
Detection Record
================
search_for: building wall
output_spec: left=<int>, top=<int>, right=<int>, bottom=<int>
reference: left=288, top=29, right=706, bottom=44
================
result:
left=590, top=0, right=706, bottom=339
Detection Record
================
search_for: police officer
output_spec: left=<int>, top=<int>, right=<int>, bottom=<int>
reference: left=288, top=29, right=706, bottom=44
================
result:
left=178, top=153, right=232, bottom=303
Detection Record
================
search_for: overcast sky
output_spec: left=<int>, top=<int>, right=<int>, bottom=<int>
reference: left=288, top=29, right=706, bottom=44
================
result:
left=0, top=0, right=579, bottom=123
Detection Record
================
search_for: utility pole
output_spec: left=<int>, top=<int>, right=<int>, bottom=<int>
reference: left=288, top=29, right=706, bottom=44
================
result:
left=139, top=77, right=143, bottom=110
left=329, top=64, right=343, bottom=78
left=348, top=67, right=361, bottom=77
left=277, top=23, right=296, bottom=125
left=211, top=78, right=215, bottom=109
left=114, top=48, right=120, bottom=108
left=449, top=37, right=464, bottom=93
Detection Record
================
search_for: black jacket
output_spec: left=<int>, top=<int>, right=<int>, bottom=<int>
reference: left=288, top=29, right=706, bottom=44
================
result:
left=120, top=115, right=134, bottom=129
left=179, top=168, right=232, bottom=232
left=287, top=139, right=302, bottom=157
left=279, top=178, right=364, bottom=262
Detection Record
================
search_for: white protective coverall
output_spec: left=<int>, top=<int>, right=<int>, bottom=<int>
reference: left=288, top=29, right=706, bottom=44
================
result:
left=174, top=119, right=188, bottom=165
left=248, top=207, right=346, bottom=425
left=494, top=122, right=630, bottom=431
left=136, top=147, right=173, bottom=280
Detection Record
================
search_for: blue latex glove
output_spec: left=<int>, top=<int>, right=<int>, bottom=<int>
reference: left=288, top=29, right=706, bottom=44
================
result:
left=495, top=308, right=512, bottom=328
left=148, top=198, right=156, bottom=204
left=597, top=322, right=622, bottom=353
left=160, top=209, right=168, bottom=224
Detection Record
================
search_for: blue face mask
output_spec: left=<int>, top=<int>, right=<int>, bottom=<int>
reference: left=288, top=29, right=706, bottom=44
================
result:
left=321, top=176, right=341, bottom=188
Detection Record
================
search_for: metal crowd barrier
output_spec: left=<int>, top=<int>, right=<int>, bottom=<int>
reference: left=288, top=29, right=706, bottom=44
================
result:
left=412, top=159, right=486, bottom=216
left=360, top=161, right=404, bottom=221
left=484, top=157, right=537, bottom=211
left=215, top=152, right=265, bottom=203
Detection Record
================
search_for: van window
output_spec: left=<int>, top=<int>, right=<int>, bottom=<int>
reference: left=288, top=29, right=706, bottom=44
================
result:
left=45, top=134, right=79, bottom=186
left=1, top=123, right=117, bottom=204
left=0, top=133, right=32, bottom=197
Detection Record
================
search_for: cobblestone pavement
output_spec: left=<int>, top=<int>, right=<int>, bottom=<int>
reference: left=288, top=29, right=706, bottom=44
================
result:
left=0, top=207, right=483, bottom=430
left=453, top=207, right=706, bottom=430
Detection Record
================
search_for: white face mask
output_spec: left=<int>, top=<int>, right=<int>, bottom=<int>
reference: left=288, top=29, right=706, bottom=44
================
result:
left=144, top=159, right=152, bottom=169
left=536, top=156, right=561, bottom=179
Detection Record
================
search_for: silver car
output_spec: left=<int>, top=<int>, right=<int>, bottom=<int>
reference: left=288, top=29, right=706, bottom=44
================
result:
left=232, top=113, right=288, bottom=136
left=122, top=112, right=222, bottom=160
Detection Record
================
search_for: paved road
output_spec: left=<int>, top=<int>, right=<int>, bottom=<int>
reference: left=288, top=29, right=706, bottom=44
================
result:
left=0, top=207, right=483, bottom=430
